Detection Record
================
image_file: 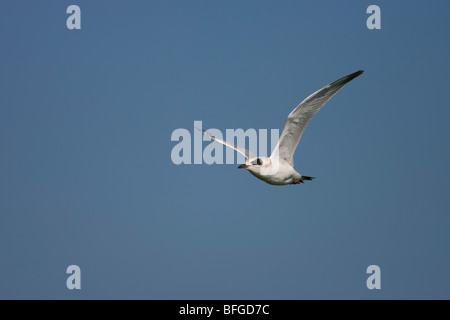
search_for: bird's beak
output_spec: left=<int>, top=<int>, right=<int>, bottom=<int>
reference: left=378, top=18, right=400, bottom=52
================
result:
left=238, top=164, right=248, bottom=169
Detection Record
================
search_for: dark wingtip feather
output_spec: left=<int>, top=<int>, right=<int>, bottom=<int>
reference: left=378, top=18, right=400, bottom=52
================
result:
left=345, top=70, right=364, bottom=82
left=329, top=70, right=364, bottom=88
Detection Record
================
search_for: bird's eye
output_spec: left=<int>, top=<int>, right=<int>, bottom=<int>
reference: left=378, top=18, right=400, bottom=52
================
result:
left=251, top=158, right=263, bottom=165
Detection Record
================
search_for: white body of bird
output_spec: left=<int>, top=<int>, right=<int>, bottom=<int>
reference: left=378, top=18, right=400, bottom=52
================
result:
left=244, top=157, right=304, bottom=185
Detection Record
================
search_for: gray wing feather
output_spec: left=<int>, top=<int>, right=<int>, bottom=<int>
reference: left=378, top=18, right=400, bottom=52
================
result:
left=198, top=128, right=256, bottom=159
left=271, top=70, right=363, bottom=166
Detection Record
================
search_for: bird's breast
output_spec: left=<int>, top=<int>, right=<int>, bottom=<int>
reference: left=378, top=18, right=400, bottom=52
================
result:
left=248, top=163, right=298, bottom=186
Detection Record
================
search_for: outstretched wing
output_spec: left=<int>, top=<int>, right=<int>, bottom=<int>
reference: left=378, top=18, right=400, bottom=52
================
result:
left=197, top=128, right=256, bottom=159
left=271, top=70, right=363, bottom=166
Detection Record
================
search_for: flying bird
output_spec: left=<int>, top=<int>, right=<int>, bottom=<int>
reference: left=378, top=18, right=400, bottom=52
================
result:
left=200, top=70, right=363, bottom=185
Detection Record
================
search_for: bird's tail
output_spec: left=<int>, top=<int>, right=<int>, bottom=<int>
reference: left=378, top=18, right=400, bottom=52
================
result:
left=301, top=175, right=315, bottom=182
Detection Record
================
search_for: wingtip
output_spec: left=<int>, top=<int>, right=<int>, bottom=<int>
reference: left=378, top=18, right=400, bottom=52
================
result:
left=194, top=126, right=206, bottom=134
left=351, top=70, right=364, bottom=78
left=337, top=70, right=364, bottom=85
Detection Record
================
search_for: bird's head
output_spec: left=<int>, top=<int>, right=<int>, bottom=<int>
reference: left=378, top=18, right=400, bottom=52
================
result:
left=238, top=156, right=270, bottom=173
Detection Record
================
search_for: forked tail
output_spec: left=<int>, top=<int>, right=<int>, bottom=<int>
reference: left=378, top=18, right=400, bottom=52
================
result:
left=301, top=175, right=315, bottom=182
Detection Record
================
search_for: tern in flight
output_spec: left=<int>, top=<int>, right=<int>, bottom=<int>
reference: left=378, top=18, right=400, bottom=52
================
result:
left=200, top=70, right=363, bottom=185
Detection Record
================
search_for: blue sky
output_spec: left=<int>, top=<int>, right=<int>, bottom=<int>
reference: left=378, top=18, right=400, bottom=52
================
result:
left=0, top=1, right=449, bottom=299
